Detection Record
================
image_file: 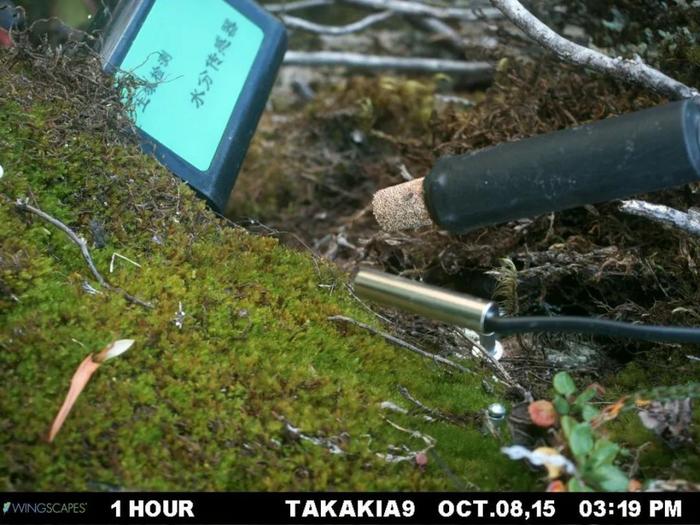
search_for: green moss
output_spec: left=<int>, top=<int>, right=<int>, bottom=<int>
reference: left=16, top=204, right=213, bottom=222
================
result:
left=0, top=49, right=536, bottom=490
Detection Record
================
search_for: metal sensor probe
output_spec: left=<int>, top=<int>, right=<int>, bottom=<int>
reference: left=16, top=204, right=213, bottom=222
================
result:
left=353, top=268, right=700, bottom=345
left=353, top=268, right=498, bottom=333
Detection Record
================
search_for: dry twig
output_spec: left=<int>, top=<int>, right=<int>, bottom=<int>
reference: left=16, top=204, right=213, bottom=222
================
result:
left=284, top=51, right=492, bottom=77
left=408, top=16, right=468, bottom=53
left=282, top=10, right=394, bottom=35
left=266, top=0, right=334, bottom=11
left=620, top=200, right=700, bottom=237
left=346, top=0, right=502, bottom=21
left=399, top=385, right=457, bottom=423
left=16, top=199, right=107, bottom=287
left=456, top=329, right=530, bottom=400
left=328, top=315, right=472, bottom=373
left=15, top=199, right=153, bottom=308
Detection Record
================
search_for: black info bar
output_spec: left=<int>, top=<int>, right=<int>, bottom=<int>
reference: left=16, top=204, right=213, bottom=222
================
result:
left=0, top=492, right=694, bottom=524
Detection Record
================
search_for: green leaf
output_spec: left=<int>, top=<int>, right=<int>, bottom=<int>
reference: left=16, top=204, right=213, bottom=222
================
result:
left=582, top=404, right=600, bottom=422
left=567, top=478, right=593, bottom=492
left=591, top=439, right=619, bottom=467
left=553, top=395, right=569, bottom=415
left=561, top=415, right=575, bottom=438
left=590, top=465, right=629, bottom=492
left=553, top=372, right=576, bottom=396
left=569, top=422, right=594, bottom=457
left=574, top=387, right=596, bottom=408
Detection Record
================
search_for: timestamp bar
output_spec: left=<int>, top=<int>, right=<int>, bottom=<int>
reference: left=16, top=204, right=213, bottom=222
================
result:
left=0, top=492, right=695, bottom=524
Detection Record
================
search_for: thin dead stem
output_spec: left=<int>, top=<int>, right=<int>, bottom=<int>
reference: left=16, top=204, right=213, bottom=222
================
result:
left=328, top=315, right=472, bottom=373
left=15, top=199, right=153, bottom=308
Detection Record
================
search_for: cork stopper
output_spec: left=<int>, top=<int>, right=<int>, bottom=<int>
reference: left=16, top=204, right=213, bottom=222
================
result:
left=372, top=178, right=433, bottom=231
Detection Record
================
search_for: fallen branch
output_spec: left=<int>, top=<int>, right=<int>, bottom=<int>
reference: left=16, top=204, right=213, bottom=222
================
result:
left=346, top=0, right=502, bottom=21
left=266, top=0, right=335, bottom=11
left=278, top=415, right=345, bottom=454
left=435, top=93, right=476, bottom=108
left=284, top=51, right=493, bottom=78
left=376, top=418, right=436, bottom=463
left=620, top=199, right=700, bottom=237
left=282, top=10, right=394, bottom=35
left=16, top=199, right=107, bottom=287
left=384, top=417, right=436, bottom=448
left=399, top=385, right=456, bottom=423
left=407, top=16, right=468, bottom=54
left=490, top=0, right=698, bottom=100
left=328, top=315, right=472, bottom=373
left=15, top=199, right=153, bottom=308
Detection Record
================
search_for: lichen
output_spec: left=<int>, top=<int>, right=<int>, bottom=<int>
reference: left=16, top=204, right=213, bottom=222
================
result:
left=548, top=0, right=700, bottom=88
left=0, top=44, right=537, bottom=490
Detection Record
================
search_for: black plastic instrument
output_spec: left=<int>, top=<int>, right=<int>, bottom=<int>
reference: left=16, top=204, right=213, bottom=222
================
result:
left=424, top=97, right=700, bottom=232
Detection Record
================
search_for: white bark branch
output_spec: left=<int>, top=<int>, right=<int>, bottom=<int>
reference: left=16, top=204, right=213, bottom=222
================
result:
left=408, top=16, right=467, bottom=53
left=490, top=0, right=698, bottom=100
left=620, top=199, right=700, bottom=237
left=281, top=10, right=394, bottom=35
left=346, top=0, right=502, bottom=21
left=265, top=0, right=335, bottom=12
left=284, top=50, right=493, bottom=78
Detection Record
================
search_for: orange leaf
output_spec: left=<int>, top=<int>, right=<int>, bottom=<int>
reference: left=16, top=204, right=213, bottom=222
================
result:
left=47, top=355, right=100, bottom=442
left=47, top=339, right=134, bottom=442
left=592, top=396, right=628, bottom=428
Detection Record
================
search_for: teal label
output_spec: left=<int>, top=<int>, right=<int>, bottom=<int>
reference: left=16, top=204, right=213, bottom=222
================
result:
left=118, top=0, right=264, bottom=171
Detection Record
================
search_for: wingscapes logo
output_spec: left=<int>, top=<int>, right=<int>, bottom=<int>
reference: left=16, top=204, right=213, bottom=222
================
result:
left=2, top=502, right=87, bottom=516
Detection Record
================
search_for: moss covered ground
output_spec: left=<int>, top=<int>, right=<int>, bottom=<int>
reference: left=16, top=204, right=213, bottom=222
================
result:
left=0, top=46, right=539, bottom=490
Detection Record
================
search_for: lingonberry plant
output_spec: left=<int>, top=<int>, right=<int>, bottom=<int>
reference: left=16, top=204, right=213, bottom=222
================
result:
left=549, top=372, right=630, bottom=492
left=519, top=373, right=699, bottom=492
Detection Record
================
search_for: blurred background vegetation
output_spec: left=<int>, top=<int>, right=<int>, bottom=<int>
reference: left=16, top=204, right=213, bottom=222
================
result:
left=11, top=0, right=699, bottom=88
left=16, top=0, right=98, bottom=27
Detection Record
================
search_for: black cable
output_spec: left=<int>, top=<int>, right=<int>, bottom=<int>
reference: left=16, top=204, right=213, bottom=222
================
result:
left=485, top=315, right=700, bottom=344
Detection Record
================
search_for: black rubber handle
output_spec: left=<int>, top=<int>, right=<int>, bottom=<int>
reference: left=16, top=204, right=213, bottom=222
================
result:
left=424, top=98, right=700, bottom=233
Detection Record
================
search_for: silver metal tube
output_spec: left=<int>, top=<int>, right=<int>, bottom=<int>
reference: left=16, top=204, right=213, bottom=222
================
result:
left=353, top=268, right=498, bottom=332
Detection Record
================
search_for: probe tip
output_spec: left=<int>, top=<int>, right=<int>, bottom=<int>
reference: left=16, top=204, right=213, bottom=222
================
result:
left=372, top=178, right=433, bottom=231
